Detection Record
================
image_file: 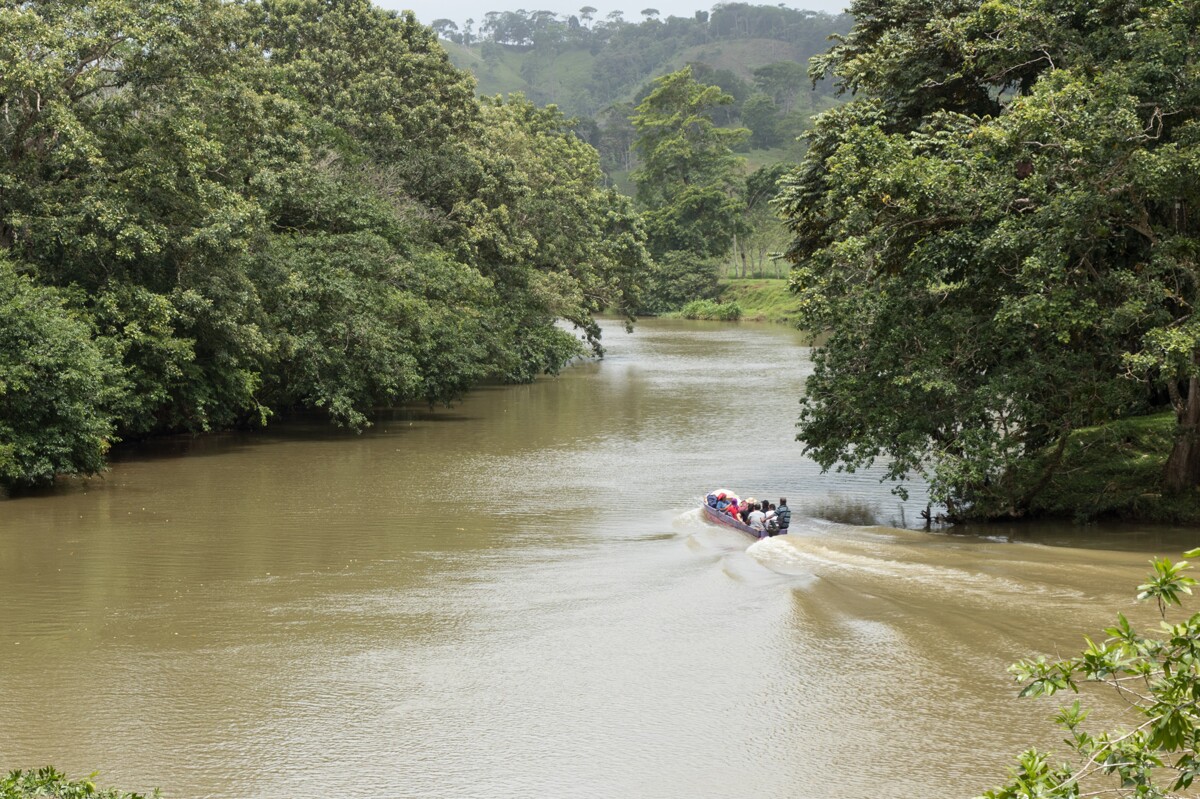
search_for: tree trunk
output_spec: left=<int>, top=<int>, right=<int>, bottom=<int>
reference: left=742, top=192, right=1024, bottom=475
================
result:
left=1016, top=422, right=1072, bottom=513
left=1165, top=372, right=1200, bottom=492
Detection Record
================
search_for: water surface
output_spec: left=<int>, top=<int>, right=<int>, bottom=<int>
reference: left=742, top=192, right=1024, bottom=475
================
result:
left=1, top=319, right=1189, bottom=798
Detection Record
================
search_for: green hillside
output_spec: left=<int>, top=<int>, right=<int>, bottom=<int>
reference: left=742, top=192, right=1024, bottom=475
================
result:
left=437, top=5, right=845, bottom=322
left=435, top=5, right=850, bottom=120
left=443, top=41, right=595, bottom=104
left=446, top=37, right=833, bottom=115
left=666, top=39, right=821, bottom=84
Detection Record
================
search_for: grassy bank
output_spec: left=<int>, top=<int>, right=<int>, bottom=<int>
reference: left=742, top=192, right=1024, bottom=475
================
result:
left=716, top=278, right=803, bottom=324
left=1029, top=412, right=1200, bottom=523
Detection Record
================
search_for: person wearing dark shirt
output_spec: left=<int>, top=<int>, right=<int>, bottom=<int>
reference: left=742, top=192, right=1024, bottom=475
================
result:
left=775, top=498, right=791, bottom=534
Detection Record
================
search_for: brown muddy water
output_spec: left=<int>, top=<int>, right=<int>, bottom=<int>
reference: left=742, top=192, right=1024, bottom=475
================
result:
left=1, top=318, right=1195, bottom=798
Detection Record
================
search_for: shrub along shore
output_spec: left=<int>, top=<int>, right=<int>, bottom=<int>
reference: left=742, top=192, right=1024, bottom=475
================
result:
left=667, top=278, right=802, bottom=323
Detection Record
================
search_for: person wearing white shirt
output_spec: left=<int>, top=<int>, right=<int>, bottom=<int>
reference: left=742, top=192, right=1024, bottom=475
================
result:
left=748, top=502, right=767, bottom=537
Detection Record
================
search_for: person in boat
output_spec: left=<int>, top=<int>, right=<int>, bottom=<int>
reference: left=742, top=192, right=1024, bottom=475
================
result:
left=725, top=500, right=740, bottom=520
left=774, top=498, right=791, bottom=535
left=737, top=498, right=751, bottom=522
left=748, top=501, right=767, bottom=536
left=714, top=492, right=731, bottom=511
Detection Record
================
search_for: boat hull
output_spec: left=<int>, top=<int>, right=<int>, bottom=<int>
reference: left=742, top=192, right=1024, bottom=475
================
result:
left=701, top=502, right=764, bottom=538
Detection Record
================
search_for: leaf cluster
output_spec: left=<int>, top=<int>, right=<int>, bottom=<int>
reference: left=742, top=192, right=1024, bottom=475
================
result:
left=1, top=768, right=153, bottom=799
left=628, top=67, right=752, bottom=310
left=983, top=550, right=1200, bottom=798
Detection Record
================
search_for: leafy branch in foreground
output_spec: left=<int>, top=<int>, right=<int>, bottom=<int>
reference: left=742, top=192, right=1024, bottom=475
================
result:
left=981, top=549, right=1200, bottom=798
left=1, top=767, right=154, bottom=799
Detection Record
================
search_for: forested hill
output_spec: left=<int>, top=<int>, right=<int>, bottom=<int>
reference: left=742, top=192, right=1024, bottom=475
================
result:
left=435, top=5, right=849, bottom=116
left=432, top=4, right=851, bottom=173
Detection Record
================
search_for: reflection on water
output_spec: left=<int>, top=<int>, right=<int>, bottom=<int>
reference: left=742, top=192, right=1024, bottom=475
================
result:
left=799, top=494, right=911, bottom=528
left=1, top=318, right=1195, bottom=799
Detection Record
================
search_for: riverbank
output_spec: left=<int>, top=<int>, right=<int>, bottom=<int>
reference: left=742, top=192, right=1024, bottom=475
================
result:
left=716, top=278, right=802, bottom=324
left=1028, top=411, right=1200, bottom=523
left=658, top=278, right=800, bottom=323
left=657, top=284, right=1199, bottom=525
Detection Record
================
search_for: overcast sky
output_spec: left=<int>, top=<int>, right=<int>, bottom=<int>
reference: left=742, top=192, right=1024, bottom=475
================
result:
left=376, top=0, right=852, bottom=28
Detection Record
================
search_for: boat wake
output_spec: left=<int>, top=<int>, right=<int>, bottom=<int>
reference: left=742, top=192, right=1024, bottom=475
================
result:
left=739, top=521, right=1094, bottom=604
left=682, top=506, right=1091, bottom=604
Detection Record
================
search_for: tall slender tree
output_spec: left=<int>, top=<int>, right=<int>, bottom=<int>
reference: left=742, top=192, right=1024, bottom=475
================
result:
left=631, top=66, right=748, bottom=260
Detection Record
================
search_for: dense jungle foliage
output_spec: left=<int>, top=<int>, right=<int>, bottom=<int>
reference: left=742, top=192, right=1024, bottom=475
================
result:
left=777, top=0, right=1200, bottom=517
left=0, top=0, right=652, bottom=489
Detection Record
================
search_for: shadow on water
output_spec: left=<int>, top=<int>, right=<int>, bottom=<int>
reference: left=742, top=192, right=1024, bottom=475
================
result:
left=798, top=493, right=919, bottom=530
left=800, top=496, right=889, bottom=527
left=1, top=404, right=487, bottom=502
left=941, top=518, right=1200, bottom=553
left=106, top=406, right=481, bottom=463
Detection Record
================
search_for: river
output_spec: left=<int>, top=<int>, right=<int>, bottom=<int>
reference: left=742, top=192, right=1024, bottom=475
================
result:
left=1, top=318, right=1194, bottom=798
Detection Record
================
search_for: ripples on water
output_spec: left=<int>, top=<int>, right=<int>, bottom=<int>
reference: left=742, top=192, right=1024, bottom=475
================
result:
left=1, top=319, right=1193, bottom=799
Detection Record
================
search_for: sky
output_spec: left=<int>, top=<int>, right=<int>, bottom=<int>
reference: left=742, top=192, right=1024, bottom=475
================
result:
left=375, top=0, right=851, bottom=28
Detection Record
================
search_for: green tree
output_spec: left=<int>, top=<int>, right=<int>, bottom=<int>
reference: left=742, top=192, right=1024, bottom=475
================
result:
left=1, top=0, right=274, bottom=436
left=776, top=0, right=1200, bottom=515
left=752, top=60, right=808, bottom=113
left=741, top=92, right=781, bottom=149
left=0, top=260, right=119, bottom=489
left=728, top=164, right=791, bottom=278
left=983, top=551, right=1200, bottom=798
left=453, top=95, right=649, bottom=372
left=631, top=67, right=749, bottom=261
left=598, top=101, right=637, bottom=173
left=431, top=18, right=460, bottom=43
left=251, top=232, right=497, bottom=428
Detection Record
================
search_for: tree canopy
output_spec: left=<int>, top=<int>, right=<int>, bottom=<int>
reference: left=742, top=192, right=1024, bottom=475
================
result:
left=628, top=66, right=750, bottom=311
left=776, top=0, right=1200, bottom=517
left=632, top=67, right=749, bottom=259
left=0, top=0, right=651, bottom=488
